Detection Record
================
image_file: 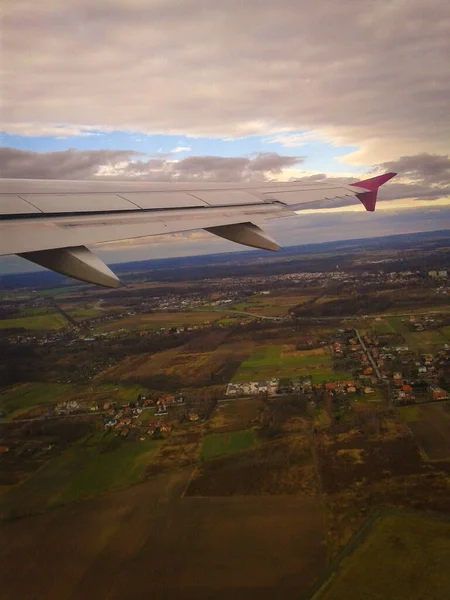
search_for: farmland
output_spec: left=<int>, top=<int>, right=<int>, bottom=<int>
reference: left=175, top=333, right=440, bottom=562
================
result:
left=229, top=294, right=312, bottom=316
left=316, top=512, right=450, bottom=600
left=98, top=341, right=249, bottom=388
left=399, top=403, right=450, bottom=460
left=1, top=229, right=449, bottom=599
left=0, top=473, right=326, bottom=600
left=372, top=316, right=450, bottom=352
left=232, top=344, right=351, bottom=382
left=187, top=433, right=316, bottom=497
left=0, top=313, right=67, bottom=330
left=0, top=382, right=70, bottom=420
left=0, top=432, right=161, bottom=519
left=199, top=429, right=256, bottom=459
left=95, top=310, right=234, bottom=332
left=207, top=397, right=264, bottom=433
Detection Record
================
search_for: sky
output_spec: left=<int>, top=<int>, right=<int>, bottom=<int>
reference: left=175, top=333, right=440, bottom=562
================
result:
left=1, top=0, right=450, bottom=274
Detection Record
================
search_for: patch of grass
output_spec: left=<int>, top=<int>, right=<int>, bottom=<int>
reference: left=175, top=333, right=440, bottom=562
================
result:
left=310, top=370, right=353, bottom=384
left=95, top=310, right=230, bottom=332
left=316, top=513, right=450, bottom=600
left=20, top=307, right=53, bottom=317
left=233, top=345, right=337, bottom=382
left=0, top=382, right=70, bottom=420
left=68, top=307, right=103, bottom=319
left=387, top=316, right=410, bottom=336
left=208, top=398, right=264, bottom=433
left=0, top=313, right=67, bottom=330
left=314, top=409, right=331, bottom=430
left=398, top=405, right=421, bottom=422
left=404, top=329, right=448, bottom=352
left=1, top=433, right=161, bottom=518
left=372, top=319, right=396, bottom=334
left=200, top=430, right=256, bottom=460
left=37, top=286, right=82, bottom=297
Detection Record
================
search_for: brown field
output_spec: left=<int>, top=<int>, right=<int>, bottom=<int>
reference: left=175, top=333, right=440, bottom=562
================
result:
left=187, top=434, right=316, bottom=496
left=316, top=512, right=450, bottom=600
left=0, top=470, right=326, bottom=600
left=316, top=414, right=424, bottom=495
left=98, top=341, right=253, bottom=387
left=95, top=310, right=232, bottom=333
left=148, top=427, right=203, bottom=475
left=207, top=397, right=265, bottom=433
left=402, top=403, right=450, bottom=460
left=237, top=295, right=313, bottom=316
left=282, top=345, right=327, bottom=358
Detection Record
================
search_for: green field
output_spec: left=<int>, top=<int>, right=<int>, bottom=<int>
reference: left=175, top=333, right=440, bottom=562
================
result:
left=0, top=382, right=70, bottom=420
left=372, top=319, right=396, bottom=334
left=68, top=307, right=103, bottom=319
left=19, top=307, right=53, bottom=317
left=0, top=313, right=67, bottom=330
left=440, top=326, right=450, bottom=341
left=398, top=405, right=421, bottom=422
left=37, top=286, right=82, bottom=297
left=405, top=330, right=448, bottom=352
left=199, top=430, right=256, bottom=459
left=310, top=371, right=354, bottom=384
left=1, top=432, right=161, bottom=518
left=379, top=317, right=450, bottom=352
left=95, top=310, right=233, bottom=332
left=94, top=383, right=148, bottom=402
left=232, top=345, right=349, bottom=382
left=316, top=513, right=450, bottom=600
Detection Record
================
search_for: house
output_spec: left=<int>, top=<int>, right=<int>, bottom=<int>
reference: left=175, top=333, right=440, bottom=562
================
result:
left=430, top=385, right=450, bottom=400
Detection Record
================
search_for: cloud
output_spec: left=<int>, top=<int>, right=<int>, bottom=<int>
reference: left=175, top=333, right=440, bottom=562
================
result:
left=0, top=147, right=303, bottom=181
left=2, top=0, right=450, bottom=163
left=1, top=147, right=448, bottom=212
left=171, top=146, right=191, bottom=153
left=377, top=153, right=450, bottom=185
left=264, top=132, right=324, bottom=147
left=0, top=147, right=141, bottom=179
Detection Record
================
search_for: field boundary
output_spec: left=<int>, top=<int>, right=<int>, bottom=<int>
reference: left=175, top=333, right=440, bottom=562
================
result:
left=303, top=508, right=450, bottom=600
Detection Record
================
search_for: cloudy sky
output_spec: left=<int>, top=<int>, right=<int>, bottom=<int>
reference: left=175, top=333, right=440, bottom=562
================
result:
left=1, top=0, right=450, bottom=273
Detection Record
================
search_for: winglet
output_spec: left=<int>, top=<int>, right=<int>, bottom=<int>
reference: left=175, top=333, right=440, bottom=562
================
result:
left=349, top=172, right=397, bottom=212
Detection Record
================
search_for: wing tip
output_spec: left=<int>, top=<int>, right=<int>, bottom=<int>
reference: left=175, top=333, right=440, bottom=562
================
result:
left=350, top=171, right=397, bottom=211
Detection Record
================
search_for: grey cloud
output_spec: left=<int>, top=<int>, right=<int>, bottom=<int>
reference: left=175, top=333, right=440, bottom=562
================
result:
left=1, top=147, right=449, bottom=203
left=3, top=0, right=450, bottom=162
left=290, top=153, right=450, bottom=203
left=0, top=148, right=303, bottom=182
left=0, top=147, right=140, bottom=179
left=378, top=153, right=450, bottom=185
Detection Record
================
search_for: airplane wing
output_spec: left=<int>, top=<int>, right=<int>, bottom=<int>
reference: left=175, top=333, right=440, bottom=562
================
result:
left=0, top=172, right=396, bottom=287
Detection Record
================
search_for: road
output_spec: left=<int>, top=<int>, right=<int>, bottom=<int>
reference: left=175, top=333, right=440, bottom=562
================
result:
left=355, top=328, right=382, bottom=380
left=212, top=307, right=285, bottom=321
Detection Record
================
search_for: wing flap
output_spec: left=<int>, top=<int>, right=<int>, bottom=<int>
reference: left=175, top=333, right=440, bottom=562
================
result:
left=0, top=203, right=286, bottom=256
left=19, top=246, right=121, bottom=288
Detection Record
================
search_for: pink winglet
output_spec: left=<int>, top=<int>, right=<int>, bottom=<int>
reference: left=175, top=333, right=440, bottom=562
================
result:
left=349, top=172, right=397, bottom=212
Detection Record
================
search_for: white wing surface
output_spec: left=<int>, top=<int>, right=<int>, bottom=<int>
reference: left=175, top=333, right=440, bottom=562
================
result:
left=0, top=173, right=396, bottom=287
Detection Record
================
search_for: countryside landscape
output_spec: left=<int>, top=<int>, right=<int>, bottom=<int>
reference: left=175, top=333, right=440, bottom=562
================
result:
left=1, top=231, right=450, bottom=600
